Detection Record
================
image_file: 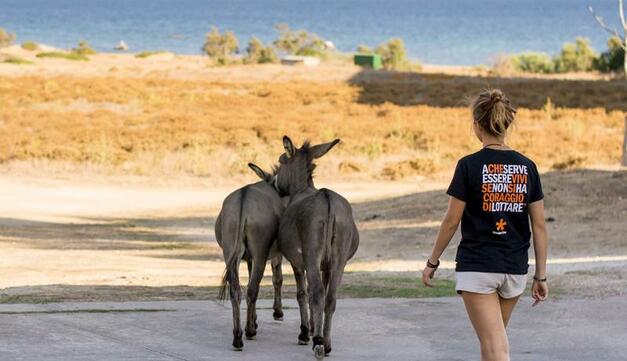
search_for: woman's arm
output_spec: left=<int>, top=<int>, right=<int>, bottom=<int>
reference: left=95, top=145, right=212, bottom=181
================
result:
left=422, top=196, right=465, bottom=287
left=529, top=200, right=549, bottom=305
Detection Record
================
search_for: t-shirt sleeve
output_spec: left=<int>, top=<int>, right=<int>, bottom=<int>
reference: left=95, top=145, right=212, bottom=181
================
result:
left=446, top=159, right=468, bottom=202
left=528, top=161, right=544, bottom=203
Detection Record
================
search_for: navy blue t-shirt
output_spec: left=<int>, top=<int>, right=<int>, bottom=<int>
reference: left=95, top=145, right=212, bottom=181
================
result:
left=447, top=148, right=543, bottom=274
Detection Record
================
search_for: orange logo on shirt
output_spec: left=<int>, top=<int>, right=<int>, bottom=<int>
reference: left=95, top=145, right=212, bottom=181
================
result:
left=496, top=218, right=507, bottom=231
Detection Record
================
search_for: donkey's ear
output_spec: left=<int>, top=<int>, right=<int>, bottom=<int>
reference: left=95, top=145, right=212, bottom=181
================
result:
left=248, top=163, right=270, bottom=181
left=283, top=136, right=296, bottom=158
left=310, top=139, right=340, bottom=159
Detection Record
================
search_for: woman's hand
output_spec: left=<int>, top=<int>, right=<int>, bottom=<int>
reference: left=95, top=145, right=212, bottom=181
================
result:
left=422, top=259, right=438, bottom=287
left=531, top=279, right=549, bottom=307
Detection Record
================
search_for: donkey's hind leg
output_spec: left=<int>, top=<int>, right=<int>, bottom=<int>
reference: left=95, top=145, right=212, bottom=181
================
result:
left=228, top=260, right=244, bottom=350
left=322, top=265, right=344, bottom=356
left=305, top=263, right=326, bottom=359
left=245, top=254, right=267, bottom=340
left=271, top=255, right=284, bottom=321
left=292, top=265, right=310, bottom=345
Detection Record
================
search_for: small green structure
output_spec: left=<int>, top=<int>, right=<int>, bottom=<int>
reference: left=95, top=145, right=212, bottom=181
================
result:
left=354, top=54, right=382, bottom=69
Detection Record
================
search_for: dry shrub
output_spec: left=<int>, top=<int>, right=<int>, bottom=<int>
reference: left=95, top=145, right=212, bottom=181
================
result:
left=551, top=156, right=587, bottom=170
left=381, top=158, right=437, bottom=180
left=0, top=75, right=623, bottom=181
left=338, top=161, right=363, bottom=174
left=489, top=55, right=517, bottom=77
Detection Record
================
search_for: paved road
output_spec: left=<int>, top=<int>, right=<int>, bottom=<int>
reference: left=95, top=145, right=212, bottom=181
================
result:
left=0, top=296, right=625, bottom=361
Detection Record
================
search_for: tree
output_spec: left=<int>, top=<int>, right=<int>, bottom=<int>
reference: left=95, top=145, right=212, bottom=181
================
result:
left=72, top=40, right=97, bottom=55
left=244, top=37, right=278, bottom=64
left=375, top=38, right=409, bottom=70
left=593, top=36, right=625, bottom=72
left=0, top=27, right=16, bottom=48
left=512, top=52, right=554, bottom=73
left=552, top=38, right=597, bottom=72
left=589, top=1, right=627, bottom=77
left=203, top=26, right=239, bottom=65
left=272, top=23, right=329, bottom=57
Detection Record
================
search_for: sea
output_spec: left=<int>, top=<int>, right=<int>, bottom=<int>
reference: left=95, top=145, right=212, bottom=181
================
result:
left=0, top=0, right=619, bottom=65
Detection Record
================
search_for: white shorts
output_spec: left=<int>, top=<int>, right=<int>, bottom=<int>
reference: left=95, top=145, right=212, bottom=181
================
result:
left=455, top=272, right=527, bottom=299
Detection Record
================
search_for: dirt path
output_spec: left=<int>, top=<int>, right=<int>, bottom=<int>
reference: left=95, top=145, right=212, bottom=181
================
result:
left=1, top=169, right=625, bottom=302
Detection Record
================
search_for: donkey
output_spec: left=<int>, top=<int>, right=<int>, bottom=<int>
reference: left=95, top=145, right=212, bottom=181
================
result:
left=275, top=136, right=359, bottom=359
left=215, top=163, right=285, bottom=351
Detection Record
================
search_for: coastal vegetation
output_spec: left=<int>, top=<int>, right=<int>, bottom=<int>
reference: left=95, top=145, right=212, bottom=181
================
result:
left=356, top=38, right=418, bottom=71
left=33, top=41, right=96, bottom=61
left=36, top=51, right=89, bottom=61
left=72, top=40, right=97, bottom=55
left=243, top=36, right=278, bottom=64
left=21, top=41, right=39, bottom=51
left=0, top=27, right=15, bottom=48
left=202, top=26, right=239, bottom=64
left=272, top=23, right=332, bottom=58
left=2, top=55, right=33, bottom=65
left=496, top=37, right=625, bottom=75
left=135, top=50, right=168, bottom=58
left=4, top=23, right=619, bottom=77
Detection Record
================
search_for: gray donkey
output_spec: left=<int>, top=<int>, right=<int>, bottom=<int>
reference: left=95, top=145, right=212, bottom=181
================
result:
left=215, top=163, right=285, bottom=351
left=275, top=136, right=359, bottom=359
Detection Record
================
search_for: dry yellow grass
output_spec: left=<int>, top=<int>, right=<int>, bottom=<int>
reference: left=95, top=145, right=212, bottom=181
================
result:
left=0, top=73, right=624, bottom=181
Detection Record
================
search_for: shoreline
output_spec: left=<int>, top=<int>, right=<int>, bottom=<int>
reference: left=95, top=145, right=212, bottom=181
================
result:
left=0, top=44, right=617, bottom=82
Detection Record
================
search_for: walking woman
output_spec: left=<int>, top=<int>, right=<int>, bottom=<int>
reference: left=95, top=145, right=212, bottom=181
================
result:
left=422, top=89, right=549, bottom=361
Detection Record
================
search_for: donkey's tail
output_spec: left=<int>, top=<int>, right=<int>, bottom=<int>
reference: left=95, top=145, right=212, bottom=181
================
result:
left=218, top=191, right=247, bottom=301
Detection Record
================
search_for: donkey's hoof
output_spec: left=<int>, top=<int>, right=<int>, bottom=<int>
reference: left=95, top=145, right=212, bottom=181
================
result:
left=313, top=345, right=325, bottom=360
left=324, top=345, right=332, bottom=356
left=298, top=325, right=310, bottom=345
left=245, top=330, right=257, bottom=340
left=232, top=338, right=243, bottom=351
left=273, top=310, right=284, bottom=321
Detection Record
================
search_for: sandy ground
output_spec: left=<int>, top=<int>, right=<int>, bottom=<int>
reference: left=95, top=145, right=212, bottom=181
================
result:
left=1, top=297, right=626, bottom=361
left=0, top=45, right=615, bottom=82
left=1, top=168, right=625, bottom=302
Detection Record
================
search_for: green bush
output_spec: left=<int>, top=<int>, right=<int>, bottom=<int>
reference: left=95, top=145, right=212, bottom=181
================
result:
left=273, top=23, right=331, bottom=58
left=0, top=27, right=15, bottom=48
left=135, top=51, right=167, bottom=58
left=512, top=52, right=554, bottom=73
left=2, top=55, right=34, bottom=65
left=203, top=26, right=239, bottom=65
left=593, top=36, right=625, bottom=73
left=375, top=38, right=409, bottom=70
left=243, top=37, right=278, bottom=64
left=36, top=52, right=89, bottom=61
left=72, top=40, right=97, bottom=55
left=21, top=41, right=39, bottom=51
left=552, top=37, right=596, bottom=73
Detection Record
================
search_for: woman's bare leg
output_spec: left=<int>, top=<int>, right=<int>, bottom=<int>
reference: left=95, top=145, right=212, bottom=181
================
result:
left=498, top=295, right=520, bottom=328
left=462, top=292, right=510, bottom=361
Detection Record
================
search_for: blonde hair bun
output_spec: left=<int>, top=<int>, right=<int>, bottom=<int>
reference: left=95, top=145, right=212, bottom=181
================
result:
left=472, top=89, right=516, bottom=137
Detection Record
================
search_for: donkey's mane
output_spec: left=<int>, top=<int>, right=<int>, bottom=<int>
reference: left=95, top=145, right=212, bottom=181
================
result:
left=300, top=140, right=318, bottom=181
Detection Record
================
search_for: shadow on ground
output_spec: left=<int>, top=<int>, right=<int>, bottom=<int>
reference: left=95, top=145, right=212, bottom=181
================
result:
left=1, top=169, right=625, bottom=260
left=347, top=70, right=627, bottom=110
left=0, top=215, right=217, bottom=251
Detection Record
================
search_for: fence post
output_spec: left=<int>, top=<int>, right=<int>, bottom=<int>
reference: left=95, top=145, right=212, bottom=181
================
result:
left=624, top=115, right=627, bottom=167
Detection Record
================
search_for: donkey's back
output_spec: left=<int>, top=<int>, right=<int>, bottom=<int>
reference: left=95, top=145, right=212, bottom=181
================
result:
left=279, top=188, right=358, bottom=268
left=216, top=181, right=282, bottom=256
